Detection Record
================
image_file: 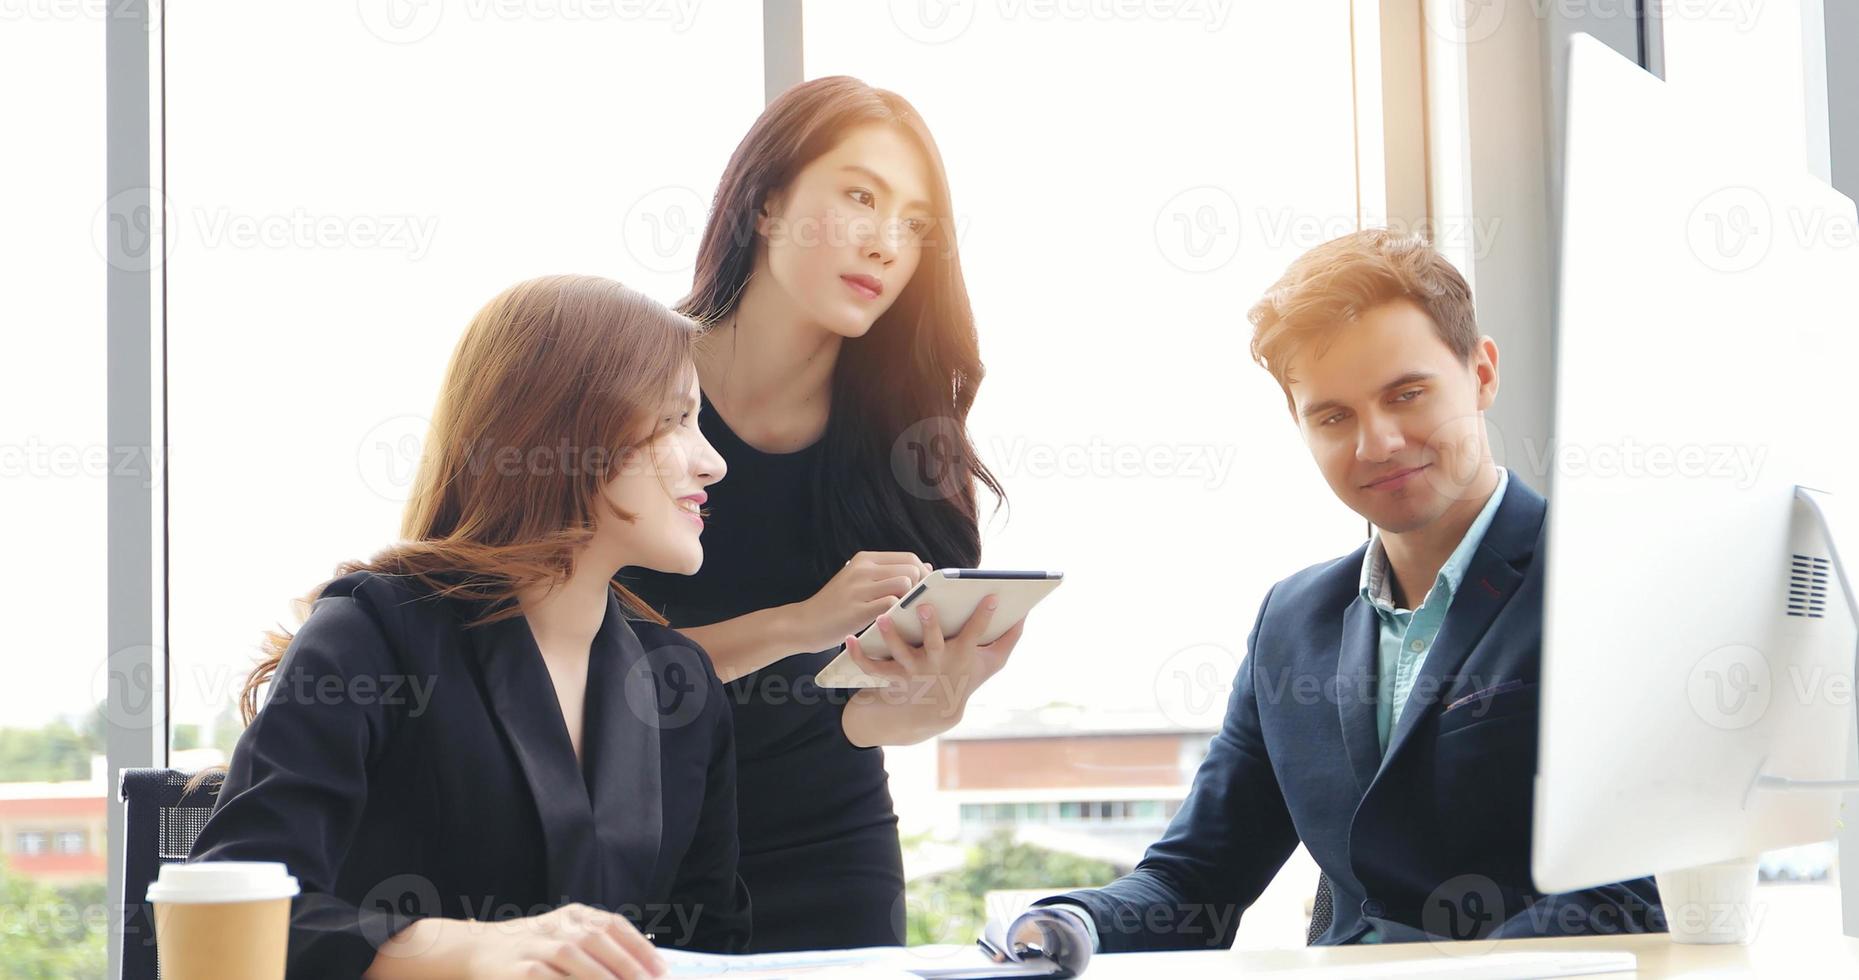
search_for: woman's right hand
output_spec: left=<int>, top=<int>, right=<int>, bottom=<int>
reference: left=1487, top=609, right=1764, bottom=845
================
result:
left=466, top=903, right=667, bottom=979
left=791, top=551, right=933, bottom=652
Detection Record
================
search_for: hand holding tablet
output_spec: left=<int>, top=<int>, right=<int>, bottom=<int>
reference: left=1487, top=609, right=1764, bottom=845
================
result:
left=815, top=569, right=1063, bottom=689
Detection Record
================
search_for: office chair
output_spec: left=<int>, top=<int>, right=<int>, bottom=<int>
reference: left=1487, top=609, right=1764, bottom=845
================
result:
left=119, top=768, right=224, bottom=980
left=1307, top=872, right=1333, bottom=945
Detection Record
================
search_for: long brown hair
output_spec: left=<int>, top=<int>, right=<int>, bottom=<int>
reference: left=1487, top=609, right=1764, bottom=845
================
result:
left=227, top=274, right=696, bottom=736
left=681, top=75, right=1004, bottom=574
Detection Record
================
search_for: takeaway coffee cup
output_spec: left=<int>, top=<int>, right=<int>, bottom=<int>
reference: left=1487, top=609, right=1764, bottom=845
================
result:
left=147, top=861, right=299, bottom=979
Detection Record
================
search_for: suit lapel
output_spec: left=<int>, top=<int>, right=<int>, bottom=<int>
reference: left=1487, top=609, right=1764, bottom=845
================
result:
left=1377, top=545, right=1523, bottom=767
left=468, top=606, right=603, bottom=905
left=1337, top=597, right=1383, bottom=799
left=1379, top=475, right=1545, bottom=770
left=582, top=594, right=663, bottom=904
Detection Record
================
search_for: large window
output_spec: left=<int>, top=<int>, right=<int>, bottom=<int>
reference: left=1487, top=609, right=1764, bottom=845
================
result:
left=151, top=2, right=1369, bottom=943
left=803, top=2, right=1364, bottom=946
left=161, top=5, right=764, bottom=761
left=1, top=7, right=112, bottom=977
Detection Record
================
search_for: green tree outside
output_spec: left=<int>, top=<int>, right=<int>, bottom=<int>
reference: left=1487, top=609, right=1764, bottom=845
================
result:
left=0, top=718, right=98, bottom=784
left=0, top=859, right=108, bottom=980
left=0, top=712, right=110, bottom=976
left=211, top=701, right=245, bottom=759
left=905, top=830, right=1122, bottom=946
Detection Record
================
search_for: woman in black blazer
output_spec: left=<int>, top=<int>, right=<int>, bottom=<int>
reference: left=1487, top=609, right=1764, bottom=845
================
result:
left=188, top=275, right=745, bottom=979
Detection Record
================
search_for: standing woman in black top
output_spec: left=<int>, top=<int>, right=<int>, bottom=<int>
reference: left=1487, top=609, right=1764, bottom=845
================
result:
left=620, top=77, right=1024, bottom=952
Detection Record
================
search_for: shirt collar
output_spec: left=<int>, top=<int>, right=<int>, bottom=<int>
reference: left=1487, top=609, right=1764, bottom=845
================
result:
left=1359, top=467, right=1510, bottom=613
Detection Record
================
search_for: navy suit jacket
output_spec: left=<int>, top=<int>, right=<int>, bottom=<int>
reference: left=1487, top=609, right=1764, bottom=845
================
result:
left=190, top=571, right=752, bottom=977
left=1044, top=473, right=1665, bottom=949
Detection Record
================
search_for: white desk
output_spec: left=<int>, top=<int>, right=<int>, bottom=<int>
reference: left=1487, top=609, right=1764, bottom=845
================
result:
left=1083, top=929, right=1859, bottom=977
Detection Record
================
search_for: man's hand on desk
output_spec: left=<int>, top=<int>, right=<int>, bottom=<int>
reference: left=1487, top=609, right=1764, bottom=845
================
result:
left=984, top=904, right=1096, bottom=971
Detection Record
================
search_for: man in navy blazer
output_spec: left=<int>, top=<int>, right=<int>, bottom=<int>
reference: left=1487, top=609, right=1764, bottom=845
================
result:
left=1035, top=231, right=1665, bottom=950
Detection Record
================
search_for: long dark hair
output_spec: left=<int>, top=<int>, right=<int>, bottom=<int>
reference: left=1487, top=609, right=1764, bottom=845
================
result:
left=680, top=75, right=1004, bottom=574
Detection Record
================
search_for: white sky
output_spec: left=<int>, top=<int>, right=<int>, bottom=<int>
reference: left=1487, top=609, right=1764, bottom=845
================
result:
left=3, top=2, right=1368, bottom=737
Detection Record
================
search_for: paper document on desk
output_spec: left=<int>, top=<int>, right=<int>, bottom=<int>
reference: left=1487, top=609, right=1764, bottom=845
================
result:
left=660, top=942, right=1071, bottom=979
left=659, top=945, right=912, bottom=977
left=1268, top=950, right=1636, bottom=979
left=660, top=906, right=1091, bottom=979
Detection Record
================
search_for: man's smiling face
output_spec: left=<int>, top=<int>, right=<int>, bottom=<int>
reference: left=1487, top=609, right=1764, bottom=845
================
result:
left=1286, top=298, right=1499, bottom=534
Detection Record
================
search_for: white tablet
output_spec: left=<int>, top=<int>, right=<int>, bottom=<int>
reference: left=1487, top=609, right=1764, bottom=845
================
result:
left=814, top=569, right=1064, bottom=689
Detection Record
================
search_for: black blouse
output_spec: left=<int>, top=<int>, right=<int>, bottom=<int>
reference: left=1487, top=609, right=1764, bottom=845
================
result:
left=620, top=391, right=907, bottom=952
left=190, top=570, right=751, bottom=977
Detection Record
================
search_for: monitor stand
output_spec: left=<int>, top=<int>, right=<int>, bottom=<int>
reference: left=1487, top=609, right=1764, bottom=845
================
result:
left=1655, top=488, right=1859, bottom=943
left=1655, top=859, right=1762, bottom=943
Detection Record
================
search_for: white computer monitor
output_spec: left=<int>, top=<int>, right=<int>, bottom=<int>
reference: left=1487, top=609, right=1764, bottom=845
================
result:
left=1532, top=35, right=1859, bottom=943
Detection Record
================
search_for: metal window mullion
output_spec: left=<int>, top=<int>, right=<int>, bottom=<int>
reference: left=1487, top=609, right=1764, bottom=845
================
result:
left=106, top=0, right=167, bottom=977
left=763, top=0, right=804, bottom=105
left=1823, top=0, right=1857, bottom=199
left=1354, top=1, right=1429, bottom=237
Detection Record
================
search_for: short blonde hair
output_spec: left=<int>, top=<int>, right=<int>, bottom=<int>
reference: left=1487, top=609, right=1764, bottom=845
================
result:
left=1248, top=230, right=1477, bottom=413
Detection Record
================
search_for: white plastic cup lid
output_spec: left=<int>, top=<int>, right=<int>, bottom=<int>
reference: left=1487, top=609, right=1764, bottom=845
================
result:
left=146, top=861, right=301, bottom=904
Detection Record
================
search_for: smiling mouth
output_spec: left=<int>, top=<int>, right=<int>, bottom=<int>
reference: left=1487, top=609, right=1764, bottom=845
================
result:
left=842, top=274, right=883, bottom=300
left=1364, top=464, right=1429, bottom=490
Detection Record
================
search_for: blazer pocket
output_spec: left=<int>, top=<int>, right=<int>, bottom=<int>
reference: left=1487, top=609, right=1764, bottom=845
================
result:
left=1436, top=680, right=1537, bottom=736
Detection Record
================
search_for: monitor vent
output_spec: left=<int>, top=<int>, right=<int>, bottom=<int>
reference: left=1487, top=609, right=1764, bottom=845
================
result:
left=1787, top=555, right=1829, bottom=619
